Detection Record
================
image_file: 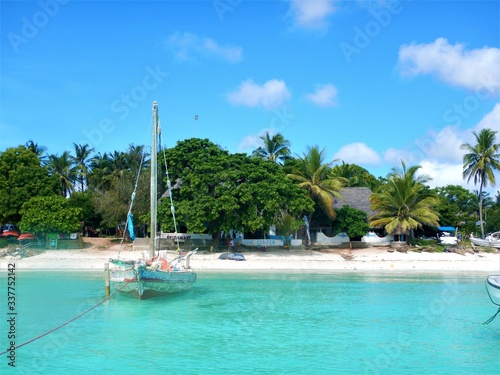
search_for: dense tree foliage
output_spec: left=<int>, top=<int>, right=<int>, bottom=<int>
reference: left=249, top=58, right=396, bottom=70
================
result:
left=1, top=128, right=497, bottom=244
left=0, top=146, right=59, bottom=223
left=93, top=164, right=150, bottom=231
left=19, top=195, right=81, bottom=233
left=68, top=191, right=102, bottom=231
left=331, top=205, right=370, bottom=240
left=158, top=139, right=313, bottom=245
left=434, top=185, right=477, bottom=236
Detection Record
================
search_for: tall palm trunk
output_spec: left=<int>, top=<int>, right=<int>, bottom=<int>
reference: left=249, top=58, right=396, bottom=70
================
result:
left=479, top=174, right=485, bottom=238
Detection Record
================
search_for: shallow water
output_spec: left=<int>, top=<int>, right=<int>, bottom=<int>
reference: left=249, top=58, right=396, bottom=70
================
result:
left=0, top=270, right=499, bottom=374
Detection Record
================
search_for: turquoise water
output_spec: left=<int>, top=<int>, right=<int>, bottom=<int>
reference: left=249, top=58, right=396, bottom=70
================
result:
left=0, top=271, right=499, bottom=374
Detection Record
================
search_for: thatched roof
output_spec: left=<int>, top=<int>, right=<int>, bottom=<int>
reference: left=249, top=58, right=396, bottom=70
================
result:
left=333, top=187, right=376, bottom=217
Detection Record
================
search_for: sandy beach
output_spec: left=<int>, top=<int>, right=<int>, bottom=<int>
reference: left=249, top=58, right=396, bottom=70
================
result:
left=1, top=238, right=499, bottom=273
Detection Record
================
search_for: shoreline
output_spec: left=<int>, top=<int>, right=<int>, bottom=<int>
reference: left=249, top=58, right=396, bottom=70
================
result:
left=1, top=244, right=499, bottom=273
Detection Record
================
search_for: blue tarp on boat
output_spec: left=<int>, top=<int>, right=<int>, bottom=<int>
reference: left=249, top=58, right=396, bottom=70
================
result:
left=127, top=213, right=136, bottom=240
left=438, top=226, right=456, bottom=232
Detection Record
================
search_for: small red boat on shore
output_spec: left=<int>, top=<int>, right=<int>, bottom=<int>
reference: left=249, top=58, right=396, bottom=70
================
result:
left=0, top=224, right=20, bottom=238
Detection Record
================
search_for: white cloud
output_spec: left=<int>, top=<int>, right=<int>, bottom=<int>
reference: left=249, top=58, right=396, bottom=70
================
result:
left=167, top=32, right=243, bottom=63
left=333, top=142, right=381, bottom=165
left=289, top=0, right=337, bottom=29
left=383, top=147, right=409, bottom=166
left=475, top=103, right=500, bottom=133
left=418, top=126, right=465, bottom=163
left=305, top=83, right=338, bottom=107
left=418, top=160, right=465, bottom=189
left=397, top=38, right=500, bottom=95
left=238, top=128, right=275, bottom=152
left=227, top=79, right=291, bottom=109
left=380, top=106, right=500, bottom=191
left=383, top=125, right=467, bottom=167
left=381, top=152, right=469, bottom=189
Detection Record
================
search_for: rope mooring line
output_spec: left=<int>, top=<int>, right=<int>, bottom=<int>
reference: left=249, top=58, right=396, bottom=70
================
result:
left=0, top=281, right=131, bottom=356
left=483, top=306, right=500, bottom=325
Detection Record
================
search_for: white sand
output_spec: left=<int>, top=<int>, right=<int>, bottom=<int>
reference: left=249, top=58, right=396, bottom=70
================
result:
left=1, top=242, right=499, bottom=273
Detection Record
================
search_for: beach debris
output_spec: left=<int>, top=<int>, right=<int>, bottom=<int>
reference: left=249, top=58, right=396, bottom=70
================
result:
left=0, top=245, right=44, bottom=259
left=340, top=252, right=355, bottom=261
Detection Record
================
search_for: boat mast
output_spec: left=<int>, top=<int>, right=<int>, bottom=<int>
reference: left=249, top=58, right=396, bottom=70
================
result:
left=150, top=101, right=158, bottom=258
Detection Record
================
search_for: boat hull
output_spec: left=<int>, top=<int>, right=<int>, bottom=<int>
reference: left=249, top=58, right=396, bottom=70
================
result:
left=109, top=265, right=196, bottom=299
left=470, top=238, right=500, bottom=248
left=486, top=275, right=500, bottom=306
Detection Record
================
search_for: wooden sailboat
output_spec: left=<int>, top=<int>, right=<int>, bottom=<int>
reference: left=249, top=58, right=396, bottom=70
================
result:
left=108, top=101, right=197, bottom=299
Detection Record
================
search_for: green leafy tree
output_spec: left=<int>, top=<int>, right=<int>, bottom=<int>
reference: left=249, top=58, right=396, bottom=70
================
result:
left=434, top=185, right=476, bottom=229
left=159, top=139, right=313, bottom=247
left=483, top=191, right=500, bottom=234
left=433, top=185, right=479, bottom=237
left=68, top=191, right=102, bottom=231
left=461, top=128, right=500, bottom=238
left=251, top=132, right=291, bottom=164
left=19, top=195, right=81, bottom=233
left=331, top=205, right=370, bottom=240
left=369, top=162, right=440, bottom=241
left=275, top=212, right=303, bottom=246
left=93, top=165, right=150, bottom=231
left=484, top=207, right=500, bottom=234
left=0, top=146, right=59, bottom=223
left=88, top=145, right=149, bottom=232
left=287, top=146, right=344, bottom=232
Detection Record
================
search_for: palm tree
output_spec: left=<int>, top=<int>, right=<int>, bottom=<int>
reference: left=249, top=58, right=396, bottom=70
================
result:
left=369, top=161, right=440, bottom=241
left=287, top=146, right=344, bottom=243
left=126, top=144, right=148, bottom=172
left=25, top=140, right=48, bottom=165
left=71, top=143, right=95, bottom=193
left=88, top=151, right=127, bottom=191
left=252, top=132, right=291, bottom=164
left=46, top=151, right=76, bottom=197
left=330, top=161, right=380, bottom=189
left=87, top=152, right=111, bottom=191
left=461, top=128, right=500, bottom=238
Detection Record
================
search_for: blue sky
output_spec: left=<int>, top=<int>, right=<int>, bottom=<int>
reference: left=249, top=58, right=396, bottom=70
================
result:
left=1, top=0, right=499, bottom=193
